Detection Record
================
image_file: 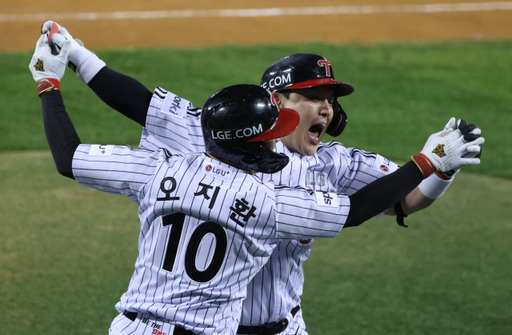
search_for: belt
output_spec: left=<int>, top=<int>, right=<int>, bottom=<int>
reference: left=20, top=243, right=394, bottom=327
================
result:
left=122, top=311, right=195, bottom=335
left=237, top=305, right=301, bottom=335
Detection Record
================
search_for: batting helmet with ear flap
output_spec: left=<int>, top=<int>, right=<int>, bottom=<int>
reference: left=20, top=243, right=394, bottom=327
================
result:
left=202, top=84, right=300, bottom=173
left=260, top=53, right=354, bottom=137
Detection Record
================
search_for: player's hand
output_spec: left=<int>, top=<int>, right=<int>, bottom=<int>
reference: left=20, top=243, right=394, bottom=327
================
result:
left=41, top=20, right=83, bottom=69
left=414, top=117, right=485, bottom=176
left=29, top=34, right=73, bottom=82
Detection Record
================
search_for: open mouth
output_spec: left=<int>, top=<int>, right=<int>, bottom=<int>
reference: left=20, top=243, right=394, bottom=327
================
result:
left=309, top=124, right=326, bottom=142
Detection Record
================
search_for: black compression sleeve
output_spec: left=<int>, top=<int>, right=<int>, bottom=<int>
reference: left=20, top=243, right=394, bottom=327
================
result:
left=41, top=90, right=81, bottom=179
left=88, top=66, right=152, bottom=126
left=345, top=161, right=423, bottom=227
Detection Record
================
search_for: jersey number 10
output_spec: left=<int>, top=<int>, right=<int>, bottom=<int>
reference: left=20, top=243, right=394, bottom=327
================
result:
left=161, top=213, right=228, bottom=282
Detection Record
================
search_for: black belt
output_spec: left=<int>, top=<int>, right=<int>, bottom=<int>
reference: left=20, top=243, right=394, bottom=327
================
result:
left=122, top=311, right=195, bottom=335
left=237, top=305, right=301, bottom=335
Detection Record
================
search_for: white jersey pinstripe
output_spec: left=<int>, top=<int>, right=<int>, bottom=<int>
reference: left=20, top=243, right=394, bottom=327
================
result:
left=72, top=144, right=351, bottom=335
left=138, top=87, right=400, bottom=333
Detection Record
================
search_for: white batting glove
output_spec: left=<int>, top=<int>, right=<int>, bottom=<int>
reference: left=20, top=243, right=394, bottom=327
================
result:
left=29, top=35, right=74, bottom=95
left=40, top=20, right=105, bottom=84
left=41, top=21, right=83, bottom=67
left=412, top=117, right=485, bottom=177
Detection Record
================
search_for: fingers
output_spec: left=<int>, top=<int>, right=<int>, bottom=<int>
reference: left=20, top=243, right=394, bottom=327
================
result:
left=444, top=117, right=457, bottom=131
left=51, top=32, right=67, bottom=48
left=41, top=20, right=55, bottom=34
left=41, top=21, right=72, bottom=39
left=462, top=126, right=481, bottom=141
left=459, top=137, right=485, bottom=158
left=458, top=119, right=476, bottom=134
left=460, top=156, right=481, bottom=166
left=58, top=40, right=74, bottom=60
left=464, top=133, right=481, bottom=142
left=457, top=119, right=466, bottom=130
left=469, top=135, right=485, bottom=146
left=456, top=118, right=482, bottom=142
left=35, top=33, right=46, bottom=49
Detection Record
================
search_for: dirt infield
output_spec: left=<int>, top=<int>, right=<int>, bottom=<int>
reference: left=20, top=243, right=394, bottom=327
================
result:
left=3, top=0, right=512, bottom=52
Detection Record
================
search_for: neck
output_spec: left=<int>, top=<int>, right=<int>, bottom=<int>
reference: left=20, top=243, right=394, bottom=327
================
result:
left=205, top=152, right=255, bottom=174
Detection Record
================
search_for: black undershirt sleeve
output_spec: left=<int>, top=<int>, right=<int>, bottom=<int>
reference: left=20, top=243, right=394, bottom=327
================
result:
left=345, top=161, right=423, bottom=227
left=87, top=66, right=152, bottom=126
left=40, top=90, right=81, bottom=179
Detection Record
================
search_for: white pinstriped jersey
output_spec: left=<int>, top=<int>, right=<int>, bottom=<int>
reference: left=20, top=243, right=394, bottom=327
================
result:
left=72, top=144, right=351, bottom=335
left=138, top=87, right=400, bottom=332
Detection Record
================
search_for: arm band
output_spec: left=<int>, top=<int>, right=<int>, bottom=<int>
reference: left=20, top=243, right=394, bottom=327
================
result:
left=69, top=46, right=106, bottom=84
left=40, top=90, right=81, bottom=179
left=346, top=161, right=423, bottom=227
left=418, top=171, right=457, bottom=199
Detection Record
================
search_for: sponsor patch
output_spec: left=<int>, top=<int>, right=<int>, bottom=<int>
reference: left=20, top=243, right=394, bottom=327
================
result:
left=89, top=144, right=114, bottom=157
left=160, top=93, right=188, bottom=118
left=315, top=191, right=339, bottom=207
left=203, top=161, right=233, bottom=181
left=372, top=155, right=393, bottom=174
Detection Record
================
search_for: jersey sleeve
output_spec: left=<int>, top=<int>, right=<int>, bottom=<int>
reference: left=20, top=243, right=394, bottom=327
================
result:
left=274, top=186, right=350, bottom=240
left=139, top=87, right=205, bottom=154
left=72, top=144, right=159, bottom=203
left=337, top=146, right=400, bottom=195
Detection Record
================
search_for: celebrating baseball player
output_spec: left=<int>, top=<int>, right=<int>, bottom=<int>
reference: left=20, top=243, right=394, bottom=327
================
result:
left=36, top=21, right=485, bottom=334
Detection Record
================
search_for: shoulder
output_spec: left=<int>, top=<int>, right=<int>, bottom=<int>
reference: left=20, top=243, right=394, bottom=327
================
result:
left=151, top=86, right=201, bottom=118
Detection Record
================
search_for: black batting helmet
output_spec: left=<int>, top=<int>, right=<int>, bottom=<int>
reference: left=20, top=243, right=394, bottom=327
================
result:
left=202, top=84, right=300, bottom=173
left=260, top=53, right=354, bottom=137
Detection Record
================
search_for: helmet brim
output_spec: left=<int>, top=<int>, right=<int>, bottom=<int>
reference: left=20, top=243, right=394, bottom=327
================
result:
left=285, top=78, right=354, bottom=97
left=247, top=107, right=300, bottom=142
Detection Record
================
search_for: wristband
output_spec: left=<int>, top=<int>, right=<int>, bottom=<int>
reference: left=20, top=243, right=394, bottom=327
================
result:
left=70, top=46, right=106, bottom=84
left=418, top=172, right=456, bottom=199
left=411, top=153, right=436, bottom=178
left=37, top=78, right=60, bottom=96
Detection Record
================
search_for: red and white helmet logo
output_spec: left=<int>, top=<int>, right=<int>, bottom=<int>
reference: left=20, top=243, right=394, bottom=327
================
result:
left=317, top=59, right=332, bottom=77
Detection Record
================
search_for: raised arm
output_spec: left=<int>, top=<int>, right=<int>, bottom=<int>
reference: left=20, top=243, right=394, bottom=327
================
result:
left=29, top=35, right=80, bottom=179
left=41, top=20, right=152, bottom=126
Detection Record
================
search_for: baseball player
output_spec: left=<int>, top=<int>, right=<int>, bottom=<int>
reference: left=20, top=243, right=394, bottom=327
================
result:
left=39, top=21, right=484, bottom=334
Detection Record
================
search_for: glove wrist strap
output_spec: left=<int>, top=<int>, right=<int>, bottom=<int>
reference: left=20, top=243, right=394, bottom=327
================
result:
left=411, top=153, right=436, bottom=178
left=37, top=78, right=60, bottom=96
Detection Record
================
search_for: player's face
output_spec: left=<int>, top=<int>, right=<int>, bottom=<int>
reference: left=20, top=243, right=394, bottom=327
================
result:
left=276, top=86, right=335, bottom=156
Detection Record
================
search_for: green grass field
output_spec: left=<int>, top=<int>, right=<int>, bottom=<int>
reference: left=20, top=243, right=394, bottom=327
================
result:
left=1, top=40, right=511, bottom=334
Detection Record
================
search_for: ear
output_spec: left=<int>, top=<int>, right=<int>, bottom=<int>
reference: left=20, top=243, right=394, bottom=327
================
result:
left=273, top=92, right=285, bottom=107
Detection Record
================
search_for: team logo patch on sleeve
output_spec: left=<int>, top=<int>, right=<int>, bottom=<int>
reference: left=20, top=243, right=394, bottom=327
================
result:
left=315, top=191, right=339, bottom=207
left=89, top=145, right=114, bottom=157
left=160, top=93, right=189, bottom=118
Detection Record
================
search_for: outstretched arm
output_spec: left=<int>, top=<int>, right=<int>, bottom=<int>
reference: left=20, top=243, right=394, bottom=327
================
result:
left=346, top=118, right=484, bottom=227
left=346, top=161, right=423, bottom=227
